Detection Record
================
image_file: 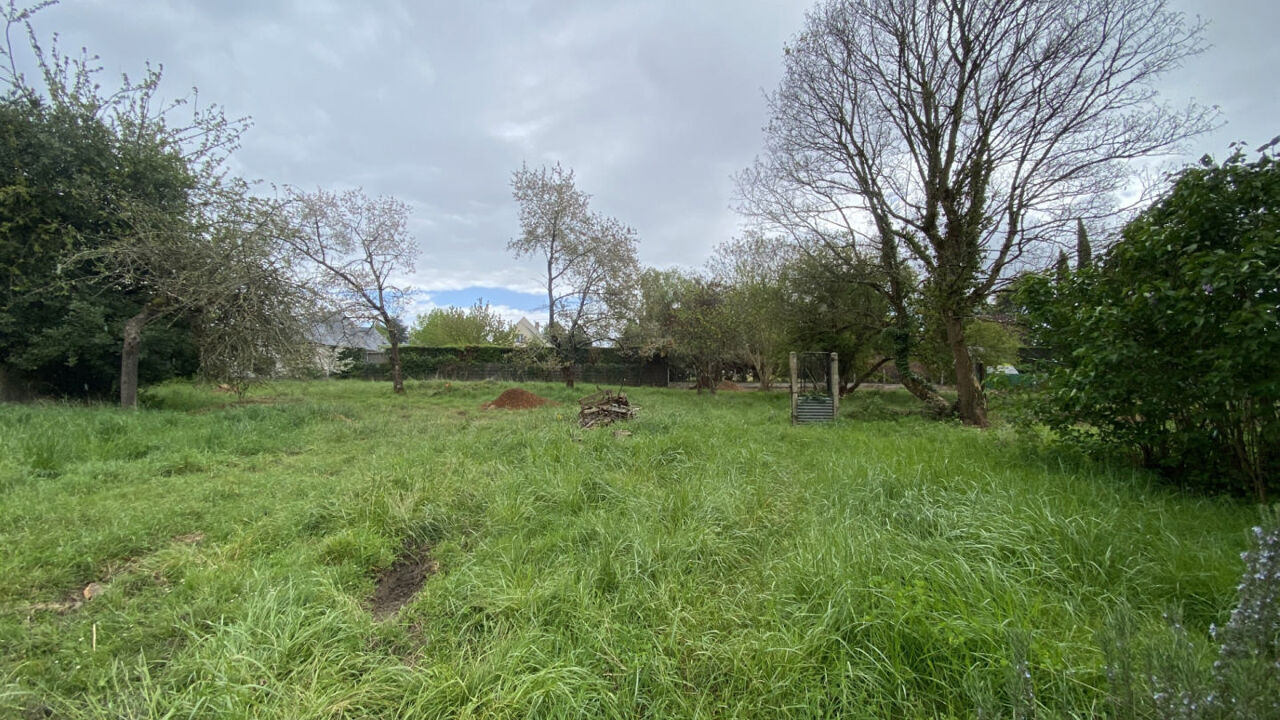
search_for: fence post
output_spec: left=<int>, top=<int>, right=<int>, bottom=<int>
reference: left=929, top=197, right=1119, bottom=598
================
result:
left=830, top=352, right=839, bottom=419
left=789, top=352, right=798, bottom=425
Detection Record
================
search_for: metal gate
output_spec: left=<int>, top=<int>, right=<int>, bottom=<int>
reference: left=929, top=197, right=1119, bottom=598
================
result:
left=790, top=351, right=839, bottom=424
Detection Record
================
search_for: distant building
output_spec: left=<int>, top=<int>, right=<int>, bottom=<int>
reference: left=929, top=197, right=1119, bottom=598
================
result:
left=513, top=317, right=543, bottom=346
left=308, top=315, right=387, bottom=373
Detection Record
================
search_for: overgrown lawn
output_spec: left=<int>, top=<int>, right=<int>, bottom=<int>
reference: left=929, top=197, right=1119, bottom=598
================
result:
left=0, top=381, right=1255, bottom=718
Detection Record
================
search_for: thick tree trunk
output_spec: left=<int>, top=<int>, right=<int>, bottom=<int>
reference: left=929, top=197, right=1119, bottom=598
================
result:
left=749, top=354, right=775, bottom=390
left=888, top=313, right=950, bottom=415
left=879, top=234, right=949, bottom=415
left=944, top=314, right=988, bottom=427
left=388, top=336, right=405, bottom=394
left=120, top=308, right=153, bottom=410
left=561, top=362, right=576, bottom=389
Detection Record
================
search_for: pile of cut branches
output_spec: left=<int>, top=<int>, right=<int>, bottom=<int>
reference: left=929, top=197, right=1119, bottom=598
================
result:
left=578, top=389, right=638, bottom=428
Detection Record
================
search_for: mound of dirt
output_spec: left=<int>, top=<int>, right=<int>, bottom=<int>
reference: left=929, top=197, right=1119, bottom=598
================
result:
left=717, top=380, right=745, bottom=391
left=482, top=388, right=553, bottom=410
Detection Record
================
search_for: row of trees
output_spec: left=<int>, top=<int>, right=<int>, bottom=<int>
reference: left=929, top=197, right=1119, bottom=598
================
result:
left=0, top=2, right=419, bottom=405
left=492, top=156, right=1020, bottom=394
left=499, top=0, right=1214, bottom=425
left=1, top=0, right=1236, bottom=430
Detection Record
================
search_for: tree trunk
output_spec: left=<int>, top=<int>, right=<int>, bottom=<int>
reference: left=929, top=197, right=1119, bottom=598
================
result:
left=888, top=312, right=950, bottom=415
left=945, top=314, right=988, bottom=427
left=842, top=356, right=892, bottom=395
left=388, top=335, right=405, bottom=394
left=749, top=353, right=774, bottom=391
left=561, top=363, right=575, bottom=389
left=120, top=308, right=153, bottom=409
left=879, top=233, right=950, bottom=415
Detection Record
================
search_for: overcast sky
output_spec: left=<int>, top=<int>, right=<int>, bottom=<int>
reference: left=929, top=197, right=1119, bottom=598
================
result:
left=21, top=0, right=1280, bottom=322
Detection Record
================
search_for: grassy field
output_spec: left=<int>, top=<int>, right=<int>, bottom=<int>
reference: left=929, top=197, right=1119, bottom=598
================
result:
left=0, top=380, right=1257, bottom=718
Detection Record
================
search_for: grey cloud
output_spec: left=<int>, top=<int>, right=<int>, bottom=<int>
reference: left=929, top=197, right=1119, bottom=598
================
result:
left=28, top=0, right=1280, bottom=297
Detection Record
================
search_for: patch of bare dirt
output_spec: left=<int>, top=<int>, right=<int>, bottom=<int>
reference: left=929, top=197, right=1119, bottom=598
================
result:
left=370, top=544, right=439, bottom=620
left=481, top=388, right=553, bottom=410
left=717, top=380, right=745, bottom=391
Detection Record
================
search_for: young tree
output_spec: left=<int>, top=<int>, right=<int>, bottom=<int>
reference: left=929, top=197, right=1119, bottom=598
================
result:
left=410, top=300, right=516, bottom=346
left=668, top=276, right=737, bottom=393
left=509, top=163, right=638, bottom=387
left=746, top=0, right=1214, bottom=425
left=284, top=188, right=416, bottom=394
left=709, top=232, right=789, bottom=390
left=779, top=250, right=895, bottom=393
left=616, top=266, right=686, bottom=357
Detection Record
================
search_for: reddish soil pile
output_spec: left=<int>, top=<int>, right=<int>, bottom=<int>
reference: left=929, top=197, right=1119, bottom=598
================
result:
left=717, top=380, right=745, bottom=391
left=482, top=387, right=553, bottom=410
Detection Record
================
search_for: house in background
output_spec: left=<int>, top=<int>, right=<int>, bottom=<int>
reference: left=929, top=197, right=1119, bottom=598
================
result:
left=513, top=317, right=543, bottom=346
left=308, top=315, right=387, bottom=374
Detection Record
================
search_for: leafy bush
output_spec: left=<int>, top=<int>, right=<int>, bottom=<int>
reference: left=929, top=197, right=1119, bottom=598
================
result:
left=1019, top=149, right=1280, bottom=500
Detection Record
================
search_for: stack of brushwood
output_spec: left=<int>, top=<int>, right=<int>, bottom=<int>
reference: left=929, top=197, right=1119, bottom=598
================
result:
left=578, top=389, right=638, bottom=428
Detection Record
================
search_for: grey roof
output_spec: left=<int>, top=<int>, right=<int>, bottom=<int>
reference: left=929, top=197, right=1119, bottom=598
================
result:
left=309, top=316, right=385, bottom=351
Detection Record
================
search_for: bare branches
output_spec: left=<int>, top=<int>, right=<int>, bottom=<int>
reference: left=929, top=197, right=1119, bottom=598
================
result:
left=509, top=163, right=639, bottom=386
left=282, top=187, right=416, bottom=393
left=742, top=0, right=1213, bottom=425
left=0, top=2, right=250, bottom=191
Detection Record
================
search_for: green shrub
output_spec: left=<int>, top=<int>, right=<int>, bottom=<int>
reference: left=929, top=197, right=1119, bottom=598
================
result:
left=1018, top=149, right=1280, bottom=500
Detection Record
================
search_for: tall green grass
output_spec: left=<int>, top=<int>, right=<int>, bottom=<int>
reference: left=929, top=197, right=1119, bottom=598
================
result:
left=0, top=381, right=1255, bottom=718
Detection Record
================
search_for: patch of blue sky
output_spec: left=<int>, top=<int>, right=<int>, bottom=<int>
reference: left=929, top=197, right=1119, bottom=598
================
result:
left=424, top=287, right=544, bottom=312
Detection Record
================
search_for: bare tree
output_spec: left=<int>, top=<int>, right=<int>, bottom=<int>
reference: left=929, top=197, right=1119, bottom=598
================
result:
left=90, top=188, right=318, bottom=408
left=509, top=163, right=639, bottom=388
left=284, top=188, right=416, bottom=394
left=743, top=0, right=1214, bottom=425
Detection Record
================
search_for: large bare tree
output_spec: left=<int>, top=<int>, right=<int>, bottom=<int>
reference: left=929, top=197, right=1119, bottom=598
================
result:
left=285, top=188, right=416, bottom=394
left=509, top=163, right=639, bottom=388
left=743, top=0, right=1214, bottom=425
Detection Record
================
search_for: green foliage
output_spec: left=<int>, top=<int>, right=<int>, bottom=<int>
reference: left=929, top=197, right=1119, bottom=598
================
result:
left=0, top=96, right=199, bottom=396
left=1019, top=149, right=1280, bottom=500
left=966, top=318, right=1021, bottom=369
left=781, top=251, right=892, bottom=385
left=668, top=276, right=738, bottom=390
left=0, top=380, right=1255, bottom=717
left=617, top=266, right=687, bottom=355
left=344, top=345, right=658, bottom=384
left=409, top=301, right=516, bottom=346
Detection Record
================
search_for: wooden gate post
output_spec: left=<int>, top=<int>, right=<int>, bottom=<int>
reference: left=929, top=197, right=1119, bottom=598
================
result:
left=789, top=351, right=798, bottom=425
left=830, top=352, right=839, bottom=419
